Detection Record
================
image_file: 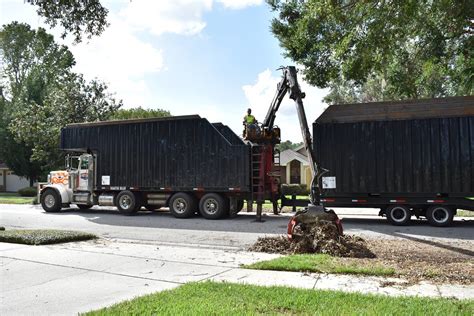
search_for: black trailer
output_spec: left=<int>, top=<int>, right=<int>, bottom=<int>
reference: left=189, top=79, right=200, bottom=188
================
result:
left=310, top=96, right=474, bottom=226
left=57, top=115, right=279, bottom=219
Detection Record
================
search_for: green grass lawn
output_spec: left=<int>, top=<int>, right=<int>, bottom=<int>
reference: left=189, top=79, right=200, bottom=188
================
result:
left=0, top=229, right=96, bottom=245
left=244, top=253, right=395, bottom=276
left=457, top=210, right=474, bottom=217
left=0, top=192, right=35, bottom=204
left=84, top=281, right=473, bottom=315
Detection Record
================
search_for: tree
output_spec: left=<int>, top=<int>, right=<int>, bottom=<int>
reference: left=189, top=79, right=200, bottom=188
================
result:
left=323, top=72, right=399, bottom=104
left=0, top=23, right=121, bottom=182
left=0, top=89, right=42, bottom=186
left=268, top=0, right=473, bottom=101
left=10, top=73, right=122, bottom=173
left=110, top=107, right=171, bottom=120
left=26, top=0, right=109, bottom=43
left=277, top=140, right=303, bottom=151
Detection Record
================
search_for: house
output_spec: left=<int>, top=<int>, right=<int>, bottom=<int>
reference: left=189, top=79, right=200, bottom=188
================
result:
left=0, top=161, right=31, bottom=192
left=278, top=145, right=312, bottom=189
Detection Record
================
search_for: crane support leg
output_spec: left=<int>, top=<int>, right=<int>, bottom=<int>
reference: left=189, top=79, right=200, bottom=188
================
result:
left=272, top=200, right=279, bottom=215
left=256, top=202, right=263, bottom=222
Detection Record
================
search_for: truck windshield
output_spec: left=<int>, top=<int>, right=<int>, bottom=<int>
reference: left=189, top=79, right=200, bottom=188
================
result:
left=80, top=158, right=89, bottom=169
left=65, top=156, right=79, bottom=170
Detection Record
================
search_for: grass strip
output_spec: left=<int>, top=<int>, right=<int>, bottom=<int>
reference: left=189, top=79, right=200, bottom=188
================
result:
left=244, top=253, right=395, bottom=276
left=0, top=193, right=35, bottom=204
left=457, top=210, right=474, bottom=217
left=84, top=281, right=473, bottom=315
left=0, top=229, right=96, bottom=245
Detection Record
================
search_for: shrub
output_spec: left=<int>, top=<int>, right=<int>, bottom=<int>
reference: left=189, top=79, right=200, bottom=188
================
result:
left=281, top=184, right=309, bottom=196
left=18, top=186, right=37, bottom=197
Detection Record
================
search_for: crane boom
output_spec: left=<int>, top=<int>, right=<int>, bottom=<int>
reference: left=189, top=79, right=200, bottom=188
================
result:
left=262, top=66, right=323, bottom=204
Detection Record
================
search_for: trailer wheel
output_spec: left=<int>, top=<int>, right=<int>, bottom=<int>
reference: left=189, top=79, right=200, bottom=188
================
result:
left=41, top=189, right=62, bottom=213
left=386, top=205, right=411, bottom=226
left=236, top=199, right=244, bottom=213
left=116, top=190, right=139, bottom=215
left=426, top=205, right=454, bottom=227
left=199, top=193, right=229, bottom=219
left=229, top=199, right=244, bottom=217
left=169, top=193, right=196, bottom=218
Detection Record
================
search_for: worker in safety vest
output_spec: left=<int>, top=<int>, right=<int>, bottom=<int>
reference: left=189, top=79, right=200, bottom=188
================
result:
left=243, top=108, right=258, bottom=139
left=243, top=108, right=256, bottom=125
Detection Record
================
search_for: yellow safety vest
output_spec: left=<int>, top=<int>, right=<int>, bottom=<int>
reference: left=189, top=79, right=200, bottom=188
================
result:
left=244, top=114, right=256, bottom=124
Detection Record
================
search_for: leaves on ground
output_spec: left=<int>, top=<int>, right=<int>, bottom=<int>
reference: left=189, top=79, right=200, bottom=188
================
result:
left=249, top=221, right=374, bottom=258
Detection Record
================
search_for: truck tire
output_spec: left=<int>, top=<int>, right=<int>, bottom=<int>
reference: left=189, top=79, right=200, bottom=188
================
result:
left=386, top=205, right=411, bottom=226
left=116, top=190, right=139, bottom=215
left=426, top=205, right=454, bottom=227
left=199, top=193, right=229, bottom=219
left=237, top=199, right=244, bottom=213
left=41, top=189, right=62, bottom=213
left=228, top=199, right=244, bottom=217
left=169, top=193, right=196, bottom=218
left=229, top=199, right=244, bottom=216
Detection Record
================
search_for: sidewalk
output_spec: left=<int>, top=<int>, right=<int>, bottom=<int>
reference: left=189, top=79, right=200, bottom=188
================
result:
left=1, top=239, right=473, bottom=315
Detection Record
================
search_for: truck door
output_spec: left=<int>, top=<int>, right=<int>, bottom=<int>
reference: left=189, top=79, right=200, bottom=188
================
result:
left=77, top=155, right=93, bottom=191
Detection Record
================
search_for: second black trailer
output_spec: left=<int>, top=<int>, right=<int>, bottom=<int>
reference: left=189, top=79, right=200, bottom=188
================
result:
left=311, top=96, right=474, bottom=226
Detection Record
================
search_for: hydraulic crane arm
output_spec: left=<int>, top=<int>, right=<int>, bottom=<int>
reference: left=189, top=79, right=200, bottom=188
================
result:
left=264, top=66, right=324, bottom=204
left=262, top=75, right=288, bottom=129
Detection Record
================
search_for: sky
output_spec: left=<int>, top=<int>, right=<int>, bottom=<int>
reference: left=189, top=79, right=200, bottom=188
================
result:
left=0, top=0, right=329, bottom=141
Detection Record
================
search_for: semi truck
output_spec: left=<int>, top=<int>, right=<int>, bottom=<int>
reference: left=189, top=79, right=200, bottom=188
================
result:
left=39, top=115, right=277, bottom=219
left=39, top=67, right=474, bottom=226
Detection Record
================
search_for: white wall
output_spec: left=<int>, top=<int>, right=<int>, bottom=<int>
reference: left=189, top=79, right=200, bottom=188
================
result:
left=5, top=170, right=30, bottom=192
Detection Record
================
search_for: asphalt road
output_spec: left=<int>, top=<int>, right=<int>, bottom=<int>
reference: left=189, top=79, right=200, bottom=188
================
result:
left=1, top=204, right=473, bottom=248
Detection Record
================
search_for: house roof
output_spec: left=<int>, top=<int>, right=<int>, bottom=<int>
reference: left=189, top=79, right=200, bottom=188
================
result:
left=294, top=144, right=308, bottom=156
left=280, top=149, right=309, bottom=166
left=294, top=144, right=305, bottom=152
left=315, top=96, right=474, bottom=124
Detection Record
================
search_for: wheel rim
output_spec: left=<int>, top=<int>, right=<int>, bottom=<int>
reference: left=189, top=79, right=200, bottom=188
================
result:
left=173, top=198, right=187, bottom=214
left=44, top=194, right=55, bottom=208
left=391, top=207, right=408, bottom=222
left=204, top=198, right=218, bottom=214
left=432, top=207, right=449, bottom=223
left=119, top=195, right=132, bottom=210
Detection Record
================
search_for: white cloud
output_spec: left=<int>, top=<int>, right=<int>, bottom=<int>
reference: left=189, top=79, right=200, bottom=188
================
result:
left=242, top=68, right=329, bottom=142
left=0, top=0, right=266, bottom=111
left=0, top=0, right=215, bottom=107
left=68, top=14, right=164, bottom=107
left=217, top=0, right=263, bottom=10
left=119, top=0, right=213, bottom=36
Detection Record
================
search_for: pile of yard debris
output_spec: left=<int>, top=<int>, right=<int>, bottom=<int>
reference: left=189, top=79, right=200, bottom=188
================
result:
left=249, top=216, right=375, bottom=258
